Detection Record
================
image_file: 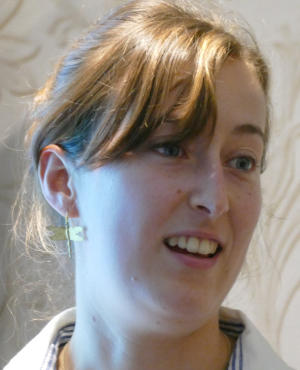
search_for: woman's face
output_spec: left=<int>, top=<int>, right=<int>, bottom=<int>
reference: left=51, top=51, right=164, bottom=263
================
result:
left=74, top=59, right=266, bottom=332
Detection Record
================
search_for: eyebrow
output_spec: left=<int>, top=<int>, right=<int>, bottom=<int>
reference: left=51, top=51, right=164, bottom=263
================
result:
left=232, top=123, right=266, bottom=143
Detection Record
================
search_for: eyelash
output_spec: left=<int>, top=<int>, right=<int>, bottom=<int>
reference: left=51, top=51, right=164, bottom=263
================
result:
left=152, top=142, right=185, bottom=158
left=152, top=142, right=260, bottom=172
left=227, top=156, right=259, bottom=172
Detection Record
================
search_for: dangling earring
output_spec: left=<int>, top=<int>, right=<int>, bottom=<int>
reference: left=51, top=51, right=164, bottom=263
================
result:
left=47, top=214, right=84, bottom=258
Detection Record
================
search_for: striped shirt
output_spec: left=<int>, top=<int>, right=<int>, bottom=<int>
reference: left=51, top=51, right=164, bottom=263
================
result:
left=42, top=319, right=244, bottom=370
left=41, top=323, right=75, bottom=370
left=220, top=319, right=245, bottom=370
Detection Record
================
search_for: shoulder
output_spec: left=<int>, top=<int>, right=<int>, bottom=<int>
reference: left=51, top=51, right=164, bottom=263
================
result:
left=3, top=307, right=76, bottom=370
left=220, top=307, right=294, bottom=370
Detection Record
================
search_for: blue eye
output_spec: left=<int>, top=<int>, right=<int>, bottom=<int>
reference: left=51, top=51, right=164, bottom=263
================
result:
left=228, top=156, right=257, bottom=171
left=154, top=143, right=184, bottom=157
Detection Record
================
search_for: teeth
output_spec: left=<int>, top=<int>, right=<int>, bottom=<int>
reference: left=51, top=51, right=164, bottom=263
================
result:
left=198, top=240, right=216, bottom=254
left=166, top=236, right=218, bottom=255
left=178, top=236, right=186, bottom=248
left=168, top=237, right=178, bottom=247
left=186, top=237, right=199, bottom=253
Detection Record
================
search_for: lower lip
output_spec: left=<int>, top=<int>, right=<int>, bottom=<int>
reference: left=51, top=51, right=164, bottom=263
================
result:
left=165, top=245, right=221, bottom=269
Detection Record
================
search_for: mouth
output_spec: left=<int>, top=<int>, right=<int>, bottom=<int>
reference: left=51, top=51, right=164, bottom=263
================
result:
left=163, top=236, right=223, bottom=259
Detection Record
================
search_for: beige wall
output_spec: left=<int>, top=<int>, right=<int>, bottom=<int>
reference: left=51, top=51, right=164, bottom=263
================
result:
left=0, top=0, right=299, bottom=368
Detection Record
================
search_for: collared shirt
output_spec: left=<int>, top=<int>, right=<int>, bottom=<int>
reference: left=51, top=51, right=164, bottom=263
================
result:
left=4, top=307, right=294, bottom=370
left=41, top=323, right=74, bottom=370
left=42, top=319, right=245, bottom=370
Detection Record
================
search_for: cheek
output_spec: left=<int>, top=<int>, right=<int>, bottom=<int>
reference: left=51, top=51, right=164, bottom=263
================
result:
left=112, top=179, right=184, bottom=268
left=247, top=186, right=262, bottom=221
left=233, top=184, right=262, bottom=244
left=124, top=169, right=183, bottom=217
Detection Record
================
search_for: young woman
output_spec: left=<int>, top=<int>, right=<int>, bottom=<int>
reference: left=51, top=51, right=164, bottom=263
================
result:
left=5, top=0, right=293, bottom=369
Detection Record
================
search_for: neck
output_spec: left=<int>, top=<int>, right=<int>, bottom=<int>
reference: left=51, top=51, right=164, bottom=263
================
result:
left=64, top=309, right=232, bottom=370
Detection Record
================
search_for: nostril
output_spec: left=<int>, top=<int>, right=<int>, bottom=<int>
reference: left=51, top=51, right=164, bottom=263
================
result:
left=188, top=169, right=230, bottom=218
left=196, top=205, right=211, bottom=213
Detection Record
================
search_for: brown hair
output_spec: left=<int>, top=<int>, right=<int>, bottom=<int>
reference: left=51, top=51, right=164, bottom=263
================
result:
left=16, top=0, right=270, bottom=254
left=29, top=0, right=269, bottom=170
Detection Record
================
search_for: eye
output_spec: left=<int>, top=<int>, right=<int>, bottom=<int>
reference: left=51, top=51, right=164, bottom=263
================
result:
left=153, top=142, right=185, bottom=158
left=228, top=156, right=258, bottom=172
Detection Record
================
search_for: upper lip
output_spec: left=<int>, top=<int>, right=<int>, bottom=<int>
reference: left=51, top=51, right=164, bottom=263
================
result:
left=164, top=231, right=224, bottom=249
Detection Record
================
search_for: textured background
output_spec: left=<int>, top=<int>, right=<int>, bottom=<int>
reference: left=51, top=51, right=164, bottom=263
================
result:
left=0, top=0, right=299, bottom=368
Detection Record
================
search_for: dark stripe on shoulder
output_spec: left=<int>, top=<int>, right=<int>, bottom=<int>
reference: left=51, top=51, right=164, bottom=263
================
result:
left=239, top=335, right=243, bottom=369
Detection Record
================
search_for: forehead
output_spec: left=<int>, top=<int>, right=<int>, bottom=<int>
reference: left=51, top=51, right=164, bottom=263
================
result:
left=157, top=59, right=266, bottom=141
left=215, top=59, right=267, bottom=135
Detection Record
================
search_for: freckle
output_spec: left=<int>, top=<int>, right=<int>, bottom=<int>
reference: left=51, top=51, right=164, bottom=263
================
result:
left=176, top=189, right=182, bottom=195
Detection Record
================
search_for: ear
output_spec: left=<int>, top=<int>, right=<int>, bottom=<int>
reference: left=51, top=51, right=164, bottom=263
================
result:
left=38, top=144, right=79, bottom=218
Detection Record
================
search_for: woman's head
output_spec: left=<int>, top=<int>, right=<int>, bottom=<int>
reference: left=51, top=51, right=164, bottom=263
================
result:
left=18, top=0, right=270, bottom=328
left=62, top=56, right=266, bottom=332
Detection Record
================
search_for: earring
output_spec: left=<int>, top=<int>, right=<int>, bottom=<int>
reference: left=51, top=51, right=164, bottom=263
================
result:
left=47, top=214, right=84, bottom=258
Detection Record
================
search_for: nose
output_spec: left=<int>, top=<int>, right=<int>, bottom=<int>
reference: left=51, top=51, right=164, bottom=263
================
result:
left=189, top=159, right=230, bottom=220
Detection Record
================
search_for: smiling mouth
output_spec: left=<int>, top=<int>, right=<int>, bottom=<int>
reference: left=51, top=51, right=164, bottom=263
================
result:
left=163, top=238, right=223, bottom=259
